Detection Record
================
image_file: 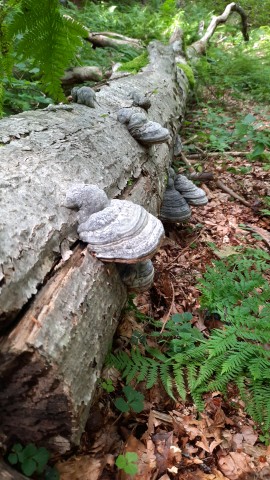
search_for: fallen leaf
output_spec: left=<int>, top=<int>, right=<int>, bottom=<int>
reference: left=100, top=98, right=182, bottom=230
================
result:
left=218, top=452, right=252, bottom=480
left=56, top=455, right=103, bottom=480
left=241, top=426, right=258, bottom=446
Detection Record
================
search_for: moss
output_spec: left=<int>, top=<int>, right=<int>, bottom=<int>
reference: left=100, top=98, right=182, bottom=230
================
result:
left=118, top=51, right=149, bottom=74
left=177, top=62, right=195, bottom=89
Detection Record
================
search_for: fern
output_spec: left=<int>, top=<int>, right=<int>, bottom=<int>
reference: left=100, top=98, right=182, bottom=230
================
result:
left=0, top=0, right=87, bottom=112
left=109, top=248, right=270, bottom=441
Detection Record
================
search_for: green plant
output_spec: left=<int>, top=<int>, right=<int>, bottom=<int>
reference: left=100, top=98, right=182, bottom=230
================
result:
left=118, top=50, right=149, bottom=73
left=116, top=452, right=138, bottom=476
left=233, top=114, right=270, bottom=159
left=177, top=62, right=195, bottom=89
left=110, top=248, right=270, bottom=441
left=0, top=0, right=87, bottom=114
left=195, top=27, right=270, bottom=103
left=7, top=443, right=59, bottom=478
left=100, top=378, right=115, bottom=393
left=115, top=385, right=144, bottom=413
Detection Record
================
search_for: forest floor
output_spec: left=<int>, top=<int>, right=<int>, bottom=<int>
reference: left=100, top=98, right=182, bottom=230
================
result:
left=55, top=90, right=270, bottom=480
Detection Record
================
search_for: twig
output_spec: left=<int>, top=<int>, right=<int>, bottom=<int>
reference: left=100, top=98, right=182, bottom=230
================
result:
left=182, top=134, right=198, bottom=145
left=180, top=152, right=194, bottom=172
left=188, top=151, right=249, bottom=158
left=216, top=180, right=252, bottom=207
left=160, top=281, right=175, bottom=333
left=180, top=153, right=253, bottom=208
left=167, top=228, right=206, bottom=269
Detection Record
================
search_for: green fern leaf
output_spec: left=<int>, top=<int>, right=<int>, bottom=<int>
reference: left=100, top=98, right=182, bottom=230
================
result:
left=146, top=360, right=158, bottom=389
left=173, top=364, right=186, bottom=401
left=159, top=363, right=174, bottom=399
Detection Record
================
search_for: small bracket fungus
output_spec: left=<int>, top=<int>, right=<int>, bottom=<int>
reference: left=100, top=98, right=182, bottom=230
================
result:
left=71, top=86, right=97, bottom=108
left=174, top=175, right=208, bottom=206
left=160, top=178, right=191, bottom=223
left=117, top=107, right=171, bottom=146
left=129, top=90, right=151, bottom=111
left=65, top=184, right=164, bottom=291
left=117, top=259, right=154, bottom=292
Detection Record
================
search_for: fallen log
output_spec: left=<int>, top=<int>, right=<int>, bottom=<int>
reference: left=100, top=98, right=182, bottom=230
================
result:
left=0, top=2, right=249, bottom=454
left=0, top=41, right=188, bottom=453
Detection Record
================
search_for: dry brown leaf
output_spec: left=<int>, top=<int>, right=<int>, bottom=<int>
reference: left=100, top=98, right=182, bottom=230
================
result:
left=118, top=435, right=156, bottom=480
left=245, top=225, right=270, bottom=247
left=232, top=433, right=244, bottom=451
left=56, top=455, right=103, bottom=480
left=218, top=452, right=252, bottom=480
left=241, top=426, right=258, bottom=446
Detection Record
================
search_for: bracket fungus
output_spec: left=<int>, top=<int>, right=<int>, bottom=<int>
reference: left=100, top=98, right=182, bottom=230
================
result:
left=174, top=174, right=208, bottom=206
left=117, top=259, right=154, bottom=293
left=160, top=178, right=191, bottom=223
left=117, top=107, right=171, bottom=146
left=71, top=86, right=97, bottom=108
left=129, top=90, right=151, bottom=111
left=65, top=184, right=164, bottom=291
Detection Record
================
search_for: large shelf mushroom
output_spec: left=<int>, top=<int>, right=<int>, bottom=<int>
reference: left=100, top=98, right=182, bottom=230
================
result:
left=65, top=184, right=164, bottom=291
left=117, top=107, right=171, bottom=146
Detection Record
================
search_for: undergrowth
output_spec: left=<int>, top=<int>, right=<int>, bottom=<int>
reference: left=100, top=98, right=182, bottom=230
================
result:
left=109, top=248, right=270, bottom=442
left=195, top=27, right=270, bottom=104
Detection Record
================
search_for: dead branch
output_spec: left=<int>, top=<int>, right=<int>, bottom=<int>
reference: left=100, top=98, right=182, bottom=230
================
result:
left=216, top=179, right=252, bottom=207
left=188, top=151, right=249, bottom=158
left=85, top=31, right=143, bottom=49
left=62, top=66, right=103, bottom=85
left=188, top=2, right=249, bottom=57
left=180, top=153, right=253, bottom=208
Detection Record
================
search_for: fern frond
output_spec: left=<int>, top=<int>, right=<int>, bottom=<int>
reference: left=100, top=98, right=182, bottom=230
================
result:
left=173, top=363, right=186, bottom=401
left=207, top=327, right=238, bottom=357
left=159, top=363, right=174, bottom=399
left=8, top=0, right=87, bottom=101
left=146, top=360, right=159, bottom=389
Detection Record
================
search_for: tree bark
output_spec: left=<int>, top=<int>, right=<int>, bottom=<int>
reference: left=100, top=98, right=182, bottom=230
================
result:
left=0, top=42, right=188, bottom=453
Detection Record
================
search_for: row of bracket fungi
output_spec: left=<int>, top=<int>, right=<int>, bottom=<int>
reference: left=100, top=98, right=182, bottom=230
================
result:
left=67, top=87, right=208, bottom=291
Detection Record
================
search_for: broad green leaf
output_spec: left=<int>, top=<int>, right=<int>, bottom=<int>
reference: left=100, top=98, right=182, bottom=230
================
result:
left=115, top=455, right=127, bottom=469
left=21, top=458, right=37, bottom=477
left=115, top=397, right=129, bottom=413
left=8, top=453, right=18, bottom=465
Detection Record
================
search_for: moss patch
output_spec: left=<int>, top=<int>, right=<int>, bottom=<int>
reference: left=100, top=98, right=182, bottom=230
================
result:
left=177, top=62, right=195, bottom=89
left=118, top=51, right=149, bottom=74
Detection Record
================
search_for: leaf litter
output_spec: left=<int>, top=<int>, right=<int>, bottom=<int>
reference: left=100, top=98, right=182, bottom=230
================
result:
left=57, top=92, right=269, bottom=479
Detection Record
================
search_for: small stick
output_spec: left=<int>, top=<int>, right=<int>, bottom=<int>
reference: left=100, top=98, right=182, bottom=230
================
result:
left=180, top=152, right=194, bottom=172
left=216, top=180, right=252, bottom=207
left=188, top=151, right=249, bottom=158
left=182, top=134, right=198, bottom=145
left=160, top=281, right=175, bottom=333
left=180, top=153, right=253, bottom=208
